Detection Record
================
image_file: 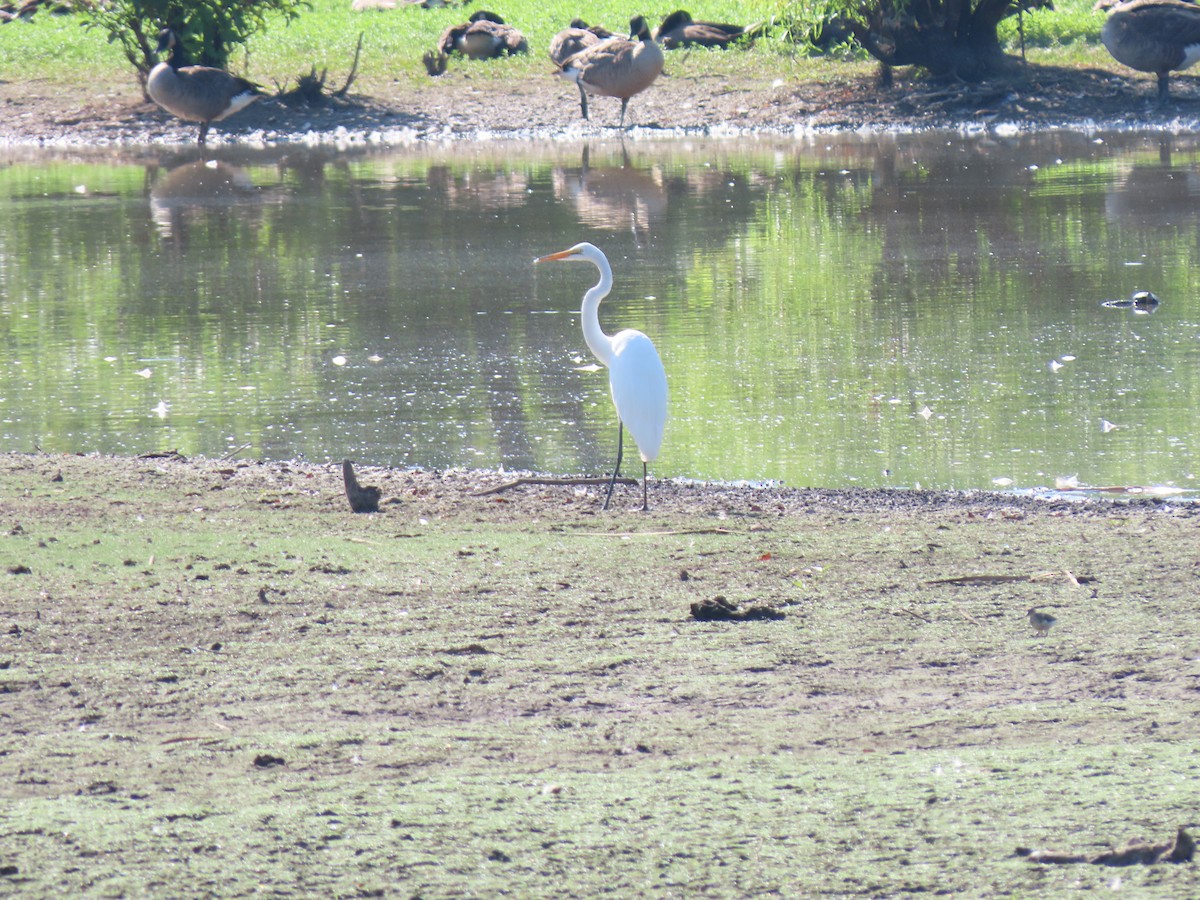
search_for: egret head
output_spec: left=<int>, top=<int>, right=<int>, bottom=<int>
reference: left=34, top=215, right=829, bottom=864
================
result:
left=534, top=242, right=601, bottom=265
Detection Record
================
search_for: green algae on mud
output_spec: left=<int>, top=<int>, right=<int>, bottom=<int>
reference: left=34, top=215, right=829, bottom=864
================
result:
left=2, top=452, right=1199, bottom=896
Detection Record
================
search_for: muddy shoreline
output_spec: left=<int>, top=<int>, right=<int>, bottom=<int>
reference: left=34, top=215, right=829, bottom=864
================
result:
left=8, top=451, right=1199, bottom=519
left=4, top=58, right=1200, bottom=146
left=5, top=449, right=1200, bottom=896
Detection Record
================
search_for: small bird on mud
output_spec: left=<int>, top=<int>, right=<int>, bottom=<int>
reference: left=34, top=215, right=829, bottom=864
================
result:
left=1027, top=607, right=1056, bottom=637
left=146, top=28, right=263, bottom=145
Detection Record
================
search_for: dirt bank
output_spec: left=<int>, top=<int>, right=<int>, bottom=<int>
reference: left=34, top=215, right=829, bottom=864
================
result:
left=3, top=55, right=1197, bottom=146
left=3, top=452, right=1200, bottom=895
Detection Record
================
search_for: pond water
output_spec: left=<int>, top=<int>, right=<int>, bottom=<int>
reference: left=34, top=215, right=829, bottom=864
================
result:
left=3, top=131, right=1200, bottom=492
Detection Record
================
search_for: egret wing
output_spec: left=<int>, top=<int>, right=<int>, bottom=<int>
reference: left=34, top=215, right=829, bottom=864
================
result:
left=608, top=328, right=667, bottom=462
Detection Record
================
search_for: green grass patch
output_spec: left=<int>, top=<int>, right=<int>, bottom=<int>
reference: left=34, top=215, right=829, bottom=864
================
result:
left=0, top=0, right=1119, bottom=95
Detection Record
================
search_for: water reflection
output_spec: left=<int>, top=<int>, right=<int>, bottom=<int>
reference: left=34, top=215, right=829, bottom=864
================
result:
left=426, top=165, right=529, bottom=211
left=149, top=157, right=264, bottom=240
left=1105, top=163, right=1200, bottom=226
left=552, top=145, right=668, bottom=234
left=2, top=132, right=1200, bottom=492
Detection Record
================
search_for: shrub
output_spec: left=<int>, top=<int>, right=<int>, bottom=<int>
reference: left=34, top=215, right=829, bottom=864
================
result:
left=85, top=0, right=308, bottom=79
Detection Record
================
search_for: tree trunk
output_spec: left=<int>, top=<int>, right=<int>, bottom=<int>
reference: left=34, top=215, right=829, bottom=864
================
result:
left=832, top=0, right=1020, bottom=81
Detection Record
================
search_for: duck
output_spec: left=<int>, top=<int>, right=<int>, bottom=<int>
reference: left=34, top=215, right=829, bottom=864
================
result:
left=437, top=10, right=528, bottom=60
left=1101, top=289, right=1161, bottom=312
left=1127, top=289, right=1163, bottom=312
left=146, top=28, right=263, bottom=146
left=654, top=9, right=749, bottom=49
left=1096, top=0, right=1200, bottom=101
left=549, top=19, right=617, bottom=119
left=556, top=15, right=663, bottom=128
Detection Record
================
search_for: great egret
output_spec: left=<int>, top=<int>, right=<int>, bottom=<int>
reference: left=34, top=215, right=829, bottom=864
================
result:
left=1097, top=0, right=1200, bottom=102
left=147, top=29, right=263, bottom=146
left=535, top=242, right=667, bottom=511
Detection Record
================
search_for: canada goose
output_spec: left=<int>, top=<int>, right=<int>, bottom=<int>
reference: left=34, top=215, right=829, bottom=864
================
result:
left=573, top=18, right=615, bottom=40
left=146, top=29, right=262, bottom=145
left=437, top=10, right=528, bottom=60
left=654, top=10, right=748, bottom=49
left=1026, top=607, right=1056, bottom=637
left=549, top=20, right=617, bottom=119
left=549, top=19, right=614, bottom=66
left=1097, top=0, right=1200, bottom=101
left=557, top=15, right=664, bottom=127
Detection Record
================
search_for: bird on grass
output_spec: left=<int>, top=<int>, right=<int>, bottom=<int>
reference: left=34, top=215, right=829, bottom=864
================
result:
left=1096, top=0, right=1200, bottom=102
left=555, top=15, right=663, bottom=128
left=146, top=28, right=263, bottom=146
left=654, top=10, right=753, bottom=49
left=1027, top=607, right=1056, bottom=636
left=549, top=18, right=616, bottom=64
left=438, top=10, right=528, bottom=60
left=534, top=242, right=667, bottom=511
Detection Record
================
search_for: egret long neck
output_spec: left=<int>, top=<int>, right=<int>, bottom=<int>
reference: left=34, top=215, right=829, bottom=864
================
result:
left=581, top=257, right=616, bottom=368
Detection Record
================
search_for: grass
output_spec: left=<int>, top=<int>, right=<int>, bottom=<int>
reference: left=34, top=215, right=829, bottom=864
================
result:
left=3, top=454, right=1200, bottom=895
left=0, top=0, right=1119, bottom=98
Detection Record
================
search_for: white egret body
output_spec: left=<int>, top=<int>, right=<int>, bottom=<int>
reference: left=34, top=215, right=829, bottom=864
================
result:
left=535, top=242, right=667, bottom=510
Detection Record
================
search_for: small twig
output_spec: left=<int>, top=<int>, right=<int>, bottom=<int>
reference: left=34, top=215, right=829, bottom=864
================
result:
left=220, top=443, right=251, bottom=462
left=956, top=605, right=981, bottom=625
left=575, top=528, right=742, bottom=538
left=927, top=572, right=1096, bottom=587
left=137, top=449, right=185, bottom=460
left=334, top=32, right=364, bottom=98
left=474, top=475, right=638, bottom=496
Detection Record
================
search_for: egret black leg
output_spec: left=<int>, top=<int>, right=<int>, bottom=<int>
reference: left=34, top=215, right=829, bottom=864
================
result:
left=603, top=422, right=624, bottom=510
left=198, top=122, right=209, bottom=145
left=579, top=85, right=589, bottom=120
left=641, top=461, right=649, bottom=511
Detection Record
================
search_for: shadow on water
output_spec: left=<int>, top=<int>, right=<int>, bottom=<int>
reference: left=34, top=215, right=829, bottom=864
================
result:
left=3, top=132, right=1200, bottom=492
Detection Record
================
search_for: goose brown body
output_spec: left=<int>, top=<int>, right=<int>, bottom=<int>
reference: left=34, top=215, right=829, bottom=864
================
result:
left=146, top=29, right=262, bottom=145
left=654, top=10, right=746, bottom=49
left=549, top=20, right=616, bottom=119
left=1099, top=0, right=1200, bottom=100
left=438, top=11, right=527, bottom=59
left=557, top=16, right=663, bottom=127
left=549, top=20, right=612, bottom=66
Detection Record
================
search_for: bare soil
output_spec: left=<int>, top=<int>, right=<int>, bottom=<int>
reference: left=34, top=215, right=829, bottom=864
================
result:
left=3, top=57, right=1197, bottom=145
left=3, top=452, right=1200, bottom=895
